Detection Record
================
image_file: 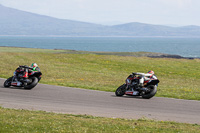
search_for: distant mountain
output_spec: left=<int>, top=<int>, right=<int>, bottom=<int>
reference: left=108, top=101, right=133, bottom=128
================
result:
left=0, top=4, right=110, bottom=36
left=111, top=22, right=200, bottom=36
left=111, top=22, right=175, bottom=36
left=1, top=4, right=200, bottom=37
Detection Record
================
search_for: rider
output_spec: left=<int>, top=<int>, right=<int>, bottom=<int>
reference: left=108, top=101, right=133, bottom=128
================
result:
left=23, top=63, right=40, bottom=79
left=137, top=70, right=157, bottom=87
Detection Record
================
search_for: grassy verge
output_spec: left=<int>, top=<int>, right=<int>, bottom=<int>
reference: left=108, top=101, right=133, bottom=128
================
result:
left=0, top=107, right=200, bottom=133
left=0, top=47, right=200, bottom=100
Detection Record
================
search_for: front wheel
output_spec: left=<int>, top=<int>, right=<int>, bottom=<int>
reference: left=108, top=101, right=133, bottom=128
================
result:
left=4, top=77, right=13, bottom=88
left=115, top=84, right=126, bottom=96
left=24, top=77, right=38, bottom=89
left=142, top=85, right=157, bottom=99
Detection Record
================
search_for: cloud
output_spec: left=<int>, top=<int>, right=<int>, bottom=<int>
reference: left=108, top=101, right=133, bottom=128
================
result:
left=159, top=0, right=192, bottom=8
left=0, top=0, right=200, bottom=25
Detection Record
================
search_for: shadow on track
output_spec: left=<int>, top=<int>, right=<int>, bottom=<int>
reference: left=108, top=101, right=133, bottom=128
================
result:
left=1, top=85, right=33, bottom=90
left=111, top=95, right=147, bottom=99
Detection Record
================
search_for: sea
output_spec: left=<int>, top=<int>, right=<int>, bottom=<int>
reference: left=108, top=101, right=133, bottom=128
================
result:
left=0, top=36, right=200, bottom=58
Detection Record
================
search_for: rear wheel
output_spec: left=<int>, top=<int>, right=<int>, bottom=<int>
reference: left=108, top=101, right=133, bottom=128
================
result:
left=142, top=85, right=157, bottom=99
left=24, top=77, right=38, bottom=89
left=115, top=84, right=126, bottom=96
left=4, top=77, right=13, bottom=88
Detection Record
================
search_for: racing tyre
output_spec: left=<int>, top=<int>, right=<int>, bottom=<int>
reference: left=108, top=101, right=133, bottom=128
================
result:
left=4, top=77, right=13, bottom=88
left=24, top=77, right=38, bottom=89
left=115, top=84, right=126, bottom=96
left=142, top=85, right=157, bottom=99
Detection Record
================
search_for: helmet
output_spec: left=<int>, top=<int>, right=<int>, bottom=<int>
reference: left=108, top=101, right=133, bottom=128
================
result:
left=31, top=63, right=38, bottom=68
left=148, top=70, right=154, bottom=75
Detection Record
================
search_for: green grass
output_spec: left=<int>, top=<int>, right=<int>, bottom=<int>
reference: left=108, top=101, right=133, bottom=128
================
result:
left=0, top=47, right=200, bottom=100
left=0, top=107, right=200, bottom=133
left=1, top=47, right=200, bottom=132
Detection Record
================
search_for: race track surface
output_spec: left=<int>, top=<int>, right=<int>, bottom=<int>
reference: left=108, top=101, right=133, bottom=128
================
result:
left=0, top=78, right=200, bottom=124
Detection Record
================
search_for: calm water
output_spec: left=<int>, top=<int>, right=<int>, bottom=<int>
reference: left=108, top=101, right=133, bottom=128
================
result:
left=0, top=36, right=200, bottom=57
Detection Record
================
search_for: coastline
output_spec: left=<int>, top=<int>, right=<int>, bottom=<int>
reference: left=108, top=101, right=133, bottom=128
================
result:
left=0, top=36, right=199, bottom=58
left=0, top=46, right=198, bottom=60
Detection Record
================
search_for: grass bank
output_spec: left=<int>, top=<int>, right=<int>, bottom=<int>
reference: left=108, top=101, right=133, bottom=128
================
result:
left=0, top=47, right=200, bottom=100
left=0, top=107, right=200, bottom=133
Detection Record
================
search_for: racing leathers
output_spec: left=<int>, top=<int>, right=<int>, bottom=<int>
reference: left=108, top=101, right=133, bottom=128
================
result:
left=134, top=72, right=157, bottom=87
left=22, top=66, right=40, bottom=79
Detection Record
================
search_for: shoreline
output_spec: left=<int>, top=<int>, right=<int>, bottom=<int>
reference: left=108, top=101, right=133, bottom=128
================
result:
left=0, top=36, right=199, bottom=58
left=0, top=46, right=199, bottom=59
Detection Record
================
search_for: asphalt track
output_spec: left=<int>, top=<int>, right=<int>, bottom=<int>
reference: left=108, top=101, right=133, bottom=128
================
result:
left=0, top=78, right=200, bottom=124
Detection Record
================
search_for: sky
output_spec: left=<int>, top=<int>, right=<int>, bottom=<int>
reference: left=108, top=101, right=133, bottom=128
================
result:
left=0, top=0, right=199, bottom=26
